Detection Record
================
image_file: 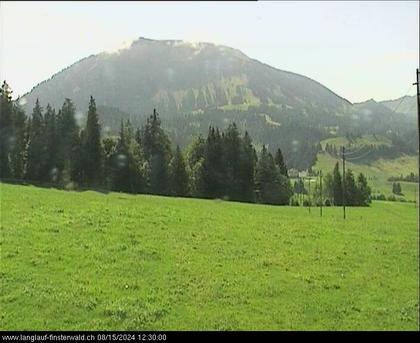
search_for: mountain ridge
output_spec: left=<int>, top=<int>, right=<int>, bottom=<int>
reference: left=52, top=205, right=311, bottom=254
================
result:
left=16, top=36, right=417, bottom=170
left=19, top=37, right=353, bottom=115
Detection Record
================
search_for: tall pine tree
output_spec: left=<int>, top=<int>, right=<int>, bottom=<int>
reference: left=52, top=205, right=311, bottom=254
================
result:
left=332, top=162, right=342, bottom=206
left=344, top=169, right=358, bottom=206
left=141, top=109, right=171, bottom=195
left=82, top=96, right=103, bottom=186
left=274, top=148, right=288, bottom=177
left=9, top=102, right=27, bottom=179
left=356, top=173, right=371, bottom=206
left=0, top=81, right=13, bottom=178
left=202, top=126, right=225, bottom=198
left=238, top=131, right=256, bottom=202
left=169, top=145, right=189, bottom=196
left=223, top=123, right=242, bottom=200
left=26, top=99, right=46, bottom=181
left=57, top=98, right=80, bottom=185
left=255, top=145, right=292, bottom=205
left=43, top=104, right=59, bottom=183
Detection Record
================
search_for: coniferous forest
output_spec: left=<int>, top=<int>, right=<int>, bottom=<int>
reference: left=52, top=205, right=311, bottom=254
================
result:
left=0, top=81, right=371, bottom=206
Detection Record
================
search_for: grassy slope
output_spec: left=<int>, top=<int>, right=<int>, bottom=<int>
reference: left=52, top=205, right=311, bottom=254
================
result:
left=315, top=135, right=418, bottom=200
left=314, top=152, right=418, bottom=200
left=0, top=183, right=418, bottom=330
left=320, top=135, right=393, bottom=149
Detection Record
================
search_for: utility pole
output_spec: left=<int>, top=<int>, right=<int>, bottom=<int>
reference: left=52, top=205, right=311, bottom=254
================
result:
left=342, top=146, right=346, bottom=220
left=413, top=68, right=420, bottom=334
left=320, top=170, right=323, bottom=217
left=308, top=176, right=311, bottom=214
left=413, top=68, right=420, bottom=211
left=299, top=176, right=305, bottom=207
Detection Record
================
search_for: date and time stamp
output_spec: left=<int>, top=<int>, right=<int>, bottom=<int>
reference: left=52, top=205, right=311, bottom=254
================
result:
left=97, top=334, right=167, bottom=341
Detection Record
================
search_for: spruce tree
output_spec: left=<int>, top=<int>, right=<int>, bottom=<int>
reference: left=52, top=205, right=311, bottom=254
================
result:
left=26, top=99, right=46, bottom=181
left=274, top=148, right=288, bottom=177
left=102, top=136, right=117, bottom=189
left=43, top=105, right=59, bottom=183
left=57, top=98, right=80, bottom=184
left=111, top=120, right=132, bottom=192
left=185, top=135, right=206, bottom=197
left=238, top=131, right=256, bottom=202
left=255, top=145, right=292, bottom=205
left=202, top=126, right=225, bottom=198
left=356, top=173, right=371, bottom=206
left=323, top=172, right=334, bottom=203
left=9, top=102, right=27, bottom=179
left=140, top=109, right=171, bottom=195
left=130, top=132, right=146, bottom=194
left=186, top=135, right=206, bottom=168
left=397, top=182, right=402, bottom=195
left=169, top=145, right=189, bottom=196
left=71, top=130, right=85, bottom=185
left=0, top=81, right=13, bottom=178
left=83, top=96, right=103, bottom=186
left=344, top=169, right=358, bottom=206
left=332, top=162, right=342, bottom=206
left=110, top=120, right=145, bottom=194
left=223, top=123, right=241, bottom=200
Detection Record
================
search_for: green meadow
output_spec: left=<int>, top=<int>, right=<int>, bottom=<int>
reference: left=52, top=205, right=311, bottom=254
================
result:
left=314, top=135, right=419, bottom=201
left=0, top=183, right=418, bottom=330
left=314, top=153, right=418, bottom=201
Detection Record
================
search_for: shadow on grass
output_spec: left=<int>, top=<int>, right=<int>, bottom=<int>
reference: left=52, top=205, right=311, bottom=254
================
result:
left=0, top=178, right=111, bottom=195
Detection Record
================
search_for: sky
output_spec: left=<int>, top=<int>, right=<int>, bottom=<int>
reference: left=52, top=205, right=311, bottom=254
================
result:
left=1, top=1, right=418, bottom=103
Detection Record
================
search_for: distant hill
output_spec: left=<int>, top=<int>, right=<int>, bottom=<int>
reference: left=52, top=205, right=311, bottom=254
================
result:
left=379, top=95, right=417, bottom=118
left=20, top=37, right=352, bottom=117
left=17, top=37, right=418, bottom=170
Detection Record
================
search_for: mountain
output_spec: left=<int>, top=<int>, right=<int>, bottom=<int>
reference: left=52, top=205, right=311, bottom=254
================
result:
left=18, top=37, right=417, bottom=170
left=379, top=95, right=417, bottom=118
left=21, top=37, right=352, bottom=116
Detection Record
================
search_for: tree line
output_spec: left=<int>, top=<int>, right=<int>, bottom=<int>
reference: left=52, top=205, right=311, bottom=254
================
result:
left=0, top=81, right=294, bottom=205
left=291, top=163, right=372, bottom=207
left=1, top=81, right=373, bottom=207
left=322, top=162, right=371, bottom=206
left=391, top=182, right=403, bottom=196
left=388, top=173, right=418, bottom=183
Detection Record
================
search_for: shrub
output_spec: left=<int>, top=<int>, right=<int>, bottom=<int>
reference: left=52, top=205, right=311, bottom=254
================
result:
left=375, top=194, right=386, bottom=201
left=290, top=199, right=300, bottom=206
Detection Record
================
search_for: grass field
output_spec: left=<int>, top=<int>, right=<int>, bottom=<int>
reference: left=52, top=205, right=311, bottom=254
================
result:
left=0, top=183, right=419, bottom=330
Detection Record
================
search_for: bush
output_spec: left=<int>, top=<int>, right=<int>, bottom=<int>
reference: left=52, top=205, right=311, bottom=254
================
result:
left=324, top=199, right=331, bottom=207
left=290, top=199, right=300, bottom=206
left=303, top=199, right=312, bottom=207
left=387, top=195, right=397, bottom=202
left=375, top=194, right=386, bottom=201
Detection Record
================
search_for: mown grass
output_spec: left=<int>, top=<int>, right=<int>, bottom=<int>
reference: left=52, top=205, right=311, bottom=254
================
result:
left=0, top=183, right=418, bottom=330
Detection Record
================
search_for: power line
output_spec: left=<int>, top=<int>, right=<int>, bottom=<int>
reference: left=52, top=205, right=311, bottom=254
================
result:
left=343, top=145, right=369, bottom=156
left=320, top=169, right=323, bottom=217
left=405, top=98, right=417, bottom=114
left=346, top=148, right=376, bottom=161
left=390, top=84, right=415, bottom=115
left=342, top=87, right=415, bottom=161
left=342, top=146, right=346, bottom=220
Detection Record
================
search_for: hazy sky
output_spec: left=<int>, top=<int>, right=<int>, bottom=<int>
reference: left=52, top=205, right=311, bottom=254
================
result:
left=1, top=1, right=418, bottom=103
